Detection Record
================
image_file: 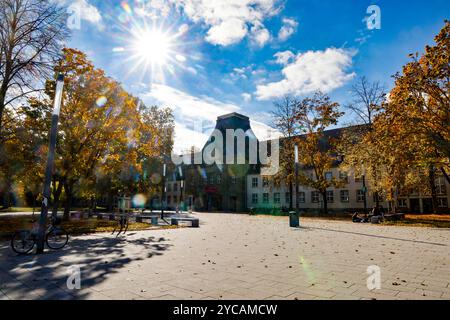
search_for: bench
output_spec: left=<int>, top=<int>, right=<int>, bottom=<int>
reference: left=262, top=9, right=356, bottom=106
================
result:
left=170, top=217, right=199, bottom=228
left=135, top=215, right=159, bottom=225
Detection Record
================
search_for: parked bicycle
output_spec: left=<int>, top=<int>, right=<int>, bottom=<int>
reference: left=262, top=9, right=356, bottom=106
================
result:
left=11, top=216, right=69, bottom=254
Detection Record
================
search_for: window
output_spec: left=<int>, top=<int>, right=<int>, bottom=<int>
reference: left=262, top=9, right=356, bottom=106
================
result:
left=340, top=190, right=350, bottom=203
left=325, top=172, right=333, bottom=182
left=262, top=177, right=269, bottom=188
left=298, top=192, right=306, bottom=203
left=357, top=190, right=365, bottom=202
left=285, top=192, right=291, bottom=204
left=339, top=172, right=348, bottom=183
left=311, top=191, right=320, bottom=203
left=438, top=198, right=448, bottom=208
left=173, top=183, right=178, bottom=192
left=397, top=199, right=408, bottom=208
left=274, top=193, right=281, bottom=204
left=208, top=176, right=214, bottom=185
left=216, top=175, right=222, bottom=184
left=252, top=193, right=258, bottom=204
left=252, top=177, right=259, bottom=188
left=263, top=193, right=269, bottom=204
left=231, top=176, right=237, bottom=184
left=167, top=196, right=171, bottom=204
left=436, top=177, right=446, bottom=195
left=174, top=196, right=178, bottom=204
left=326, top=190, right=334, bottom=203
left=167, top=184, right=172, bottom=192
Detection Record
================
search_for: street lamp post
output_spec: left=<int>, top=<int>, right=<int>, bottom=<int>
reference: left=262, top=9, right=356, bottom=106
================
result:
left=36, top=74, right=64, bottom=254
left=180, top=180, right=184, bottom=213
left=294, top=145, right=299, bottom=214
left=161, top=162, right=166, bottom=220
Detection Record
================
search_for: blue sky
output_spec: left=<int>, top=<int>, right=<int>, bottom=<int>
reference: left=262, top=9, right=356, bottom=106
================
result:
left=65, top=0, right=449, bottom=151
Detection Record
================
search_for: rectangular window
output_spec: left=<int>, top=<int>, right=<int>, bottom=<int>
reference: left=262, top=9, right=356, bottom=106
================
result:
left=167, top=184, right=172, bottom=192
left=216, top=175, right=222, bottom=185
left=325, top=172, right=333, bottom=182
left=174, top=196, right=178, bottom=204
left=252, top=193, right=258, bottom=204
left=274, top=193, right=281, bottom=204
left=339, top=172, right=349, bottom=183
left=285, top=192, right=291, bottom=204
left=436, top=177, right=446, bottom=195
left=397, top=199, right=408, bottom=208
left=263, top=193, right=269, bottom=204
left=252, top=177, right=259, bottom=188
left=357, top=190, right=365, bottom=202
left=438, top=198, right=448, bottom=208
left=311, top=191, right=320, bottom=203
left=173, top=183, right=178, bottom=192
left=326, top=190, right=334, bottom=203
left=167, top=196, right=171, bottom=205
left=262, top=177, right=269, bottom=188
left=231, top=176, right=237, bottom=184
left=298, top=192, right=305, bottom=203
left=340, top=190, right=350, bottom=203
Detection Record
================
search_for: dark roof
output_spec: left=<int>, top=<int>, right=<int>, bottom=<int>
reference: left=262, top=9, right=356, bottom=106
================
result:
left=217, top=112, right=249, bottom=121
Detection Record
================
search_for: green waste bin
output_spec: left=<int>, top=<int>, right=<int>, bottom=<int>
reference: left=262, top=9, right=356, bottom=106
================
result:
left=289, top=211, right=300, bottom=228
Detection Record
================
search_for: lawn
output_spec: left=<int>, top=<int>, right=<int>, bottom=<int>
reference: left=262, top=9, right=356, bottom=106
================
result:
left=0, top=215, right=177, bottom=240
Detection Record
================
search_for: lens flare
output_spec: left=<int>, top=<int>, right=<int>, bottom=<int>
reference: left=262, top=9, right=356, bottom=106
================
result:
left=96, top=96, right=107, bottom=107
left=132, top=194, right=147, bottom=207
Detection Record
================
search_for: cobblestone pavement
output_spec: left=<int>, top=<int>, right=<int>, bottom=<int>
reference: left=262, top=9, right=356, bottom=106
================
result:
left=0, top=213, right=449, bottom=300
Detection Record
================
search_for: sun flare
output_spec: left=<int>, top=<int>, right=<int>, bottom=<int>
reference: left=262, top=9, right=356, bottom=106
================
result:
left=133, top=29, right=172, bottom=66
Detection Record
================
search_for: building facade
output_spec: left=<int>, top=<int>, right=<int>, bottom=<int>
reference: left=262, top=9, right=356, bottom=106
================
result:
left=166, top=113, right=450, bottom=214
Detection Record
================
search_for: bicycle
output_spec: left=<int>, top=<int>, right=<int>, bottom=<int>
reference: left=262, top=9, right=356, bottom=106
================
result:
left=11, top=216, right=69, bottom=254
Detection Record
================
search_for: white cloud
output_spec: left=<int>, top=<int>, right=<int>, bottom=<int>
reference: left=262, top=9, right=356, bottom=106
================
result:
left=256, top=48, right=356, bottom=101
left=67, top=0, right=102, bottom=25
left=242, top=93, right=252, bottom=102
left=251, top=23, right=271, bottom=47
left=278, top=17, right=298, bottom=41
left=141, top=84, right=278, bottom=152
left=205, top=18, right=248, bottom=46
left=172, top=0, right=281, bottom=46
left=273, top=50, right=295, bottom=65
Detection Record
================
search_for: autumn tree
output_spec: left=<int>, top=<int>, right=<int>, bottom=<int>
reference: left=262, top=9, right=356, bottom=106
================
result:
left=293, top=92, right=345, bottom=215
left=271, top=96, right=304, bottom=210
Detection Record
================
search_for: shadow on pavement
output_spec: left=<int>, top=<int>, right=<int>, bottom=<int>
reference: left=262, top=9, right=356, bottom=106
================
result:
left=0, top=233, right=172, bottom=299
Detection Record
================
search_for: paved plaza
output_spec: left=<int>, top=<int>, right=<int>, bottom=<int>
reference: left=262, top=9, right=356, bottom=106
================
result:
left=0, top=213, right=449, bottom=300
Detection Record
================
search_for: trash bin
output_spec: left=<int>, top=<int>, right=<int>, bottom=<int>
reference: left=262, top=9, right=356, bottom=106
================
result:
left=289, top=211, right=300, bottom=228
left=151, top=216, right=159, bottom=225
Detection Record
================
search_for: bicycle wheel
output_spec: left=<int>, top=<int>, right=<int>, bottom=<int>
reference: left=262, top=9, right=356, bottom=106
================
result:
left=11, top=231, right=35, bottom=254
left=46, top=227, right=69, bottom=250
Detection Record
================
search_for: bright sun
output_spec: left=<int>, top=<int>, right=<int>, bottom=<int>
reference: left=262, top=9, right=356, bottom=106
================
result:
left=133, top=29, right=172, bottom=66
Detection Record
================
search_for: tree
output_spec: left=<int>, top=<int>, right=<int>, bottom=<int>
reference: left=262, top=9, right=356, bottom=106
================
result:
left=293, top=92, right=345, bottom=215
left=0, top=0, right=69, bottom=136
left=345, top=76, right=386, bottom=125
left=271, top=96, right=304, bottom=210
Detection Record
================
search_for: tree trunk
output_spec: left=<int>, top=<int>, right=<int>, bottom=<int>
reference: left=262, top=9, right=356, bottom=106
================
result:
left=428, top=166, right=438, bottom=214
left=63, top=181, right=73, bottom=221
left=374, top=191, right=380, bottom=207
left=321, top=192, right=328, bottom=215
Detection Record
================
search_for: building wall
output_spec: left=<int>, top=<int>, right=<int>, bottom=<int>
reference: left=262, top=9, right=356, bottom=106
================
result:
left=246, top=168, right=450, bottom=213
